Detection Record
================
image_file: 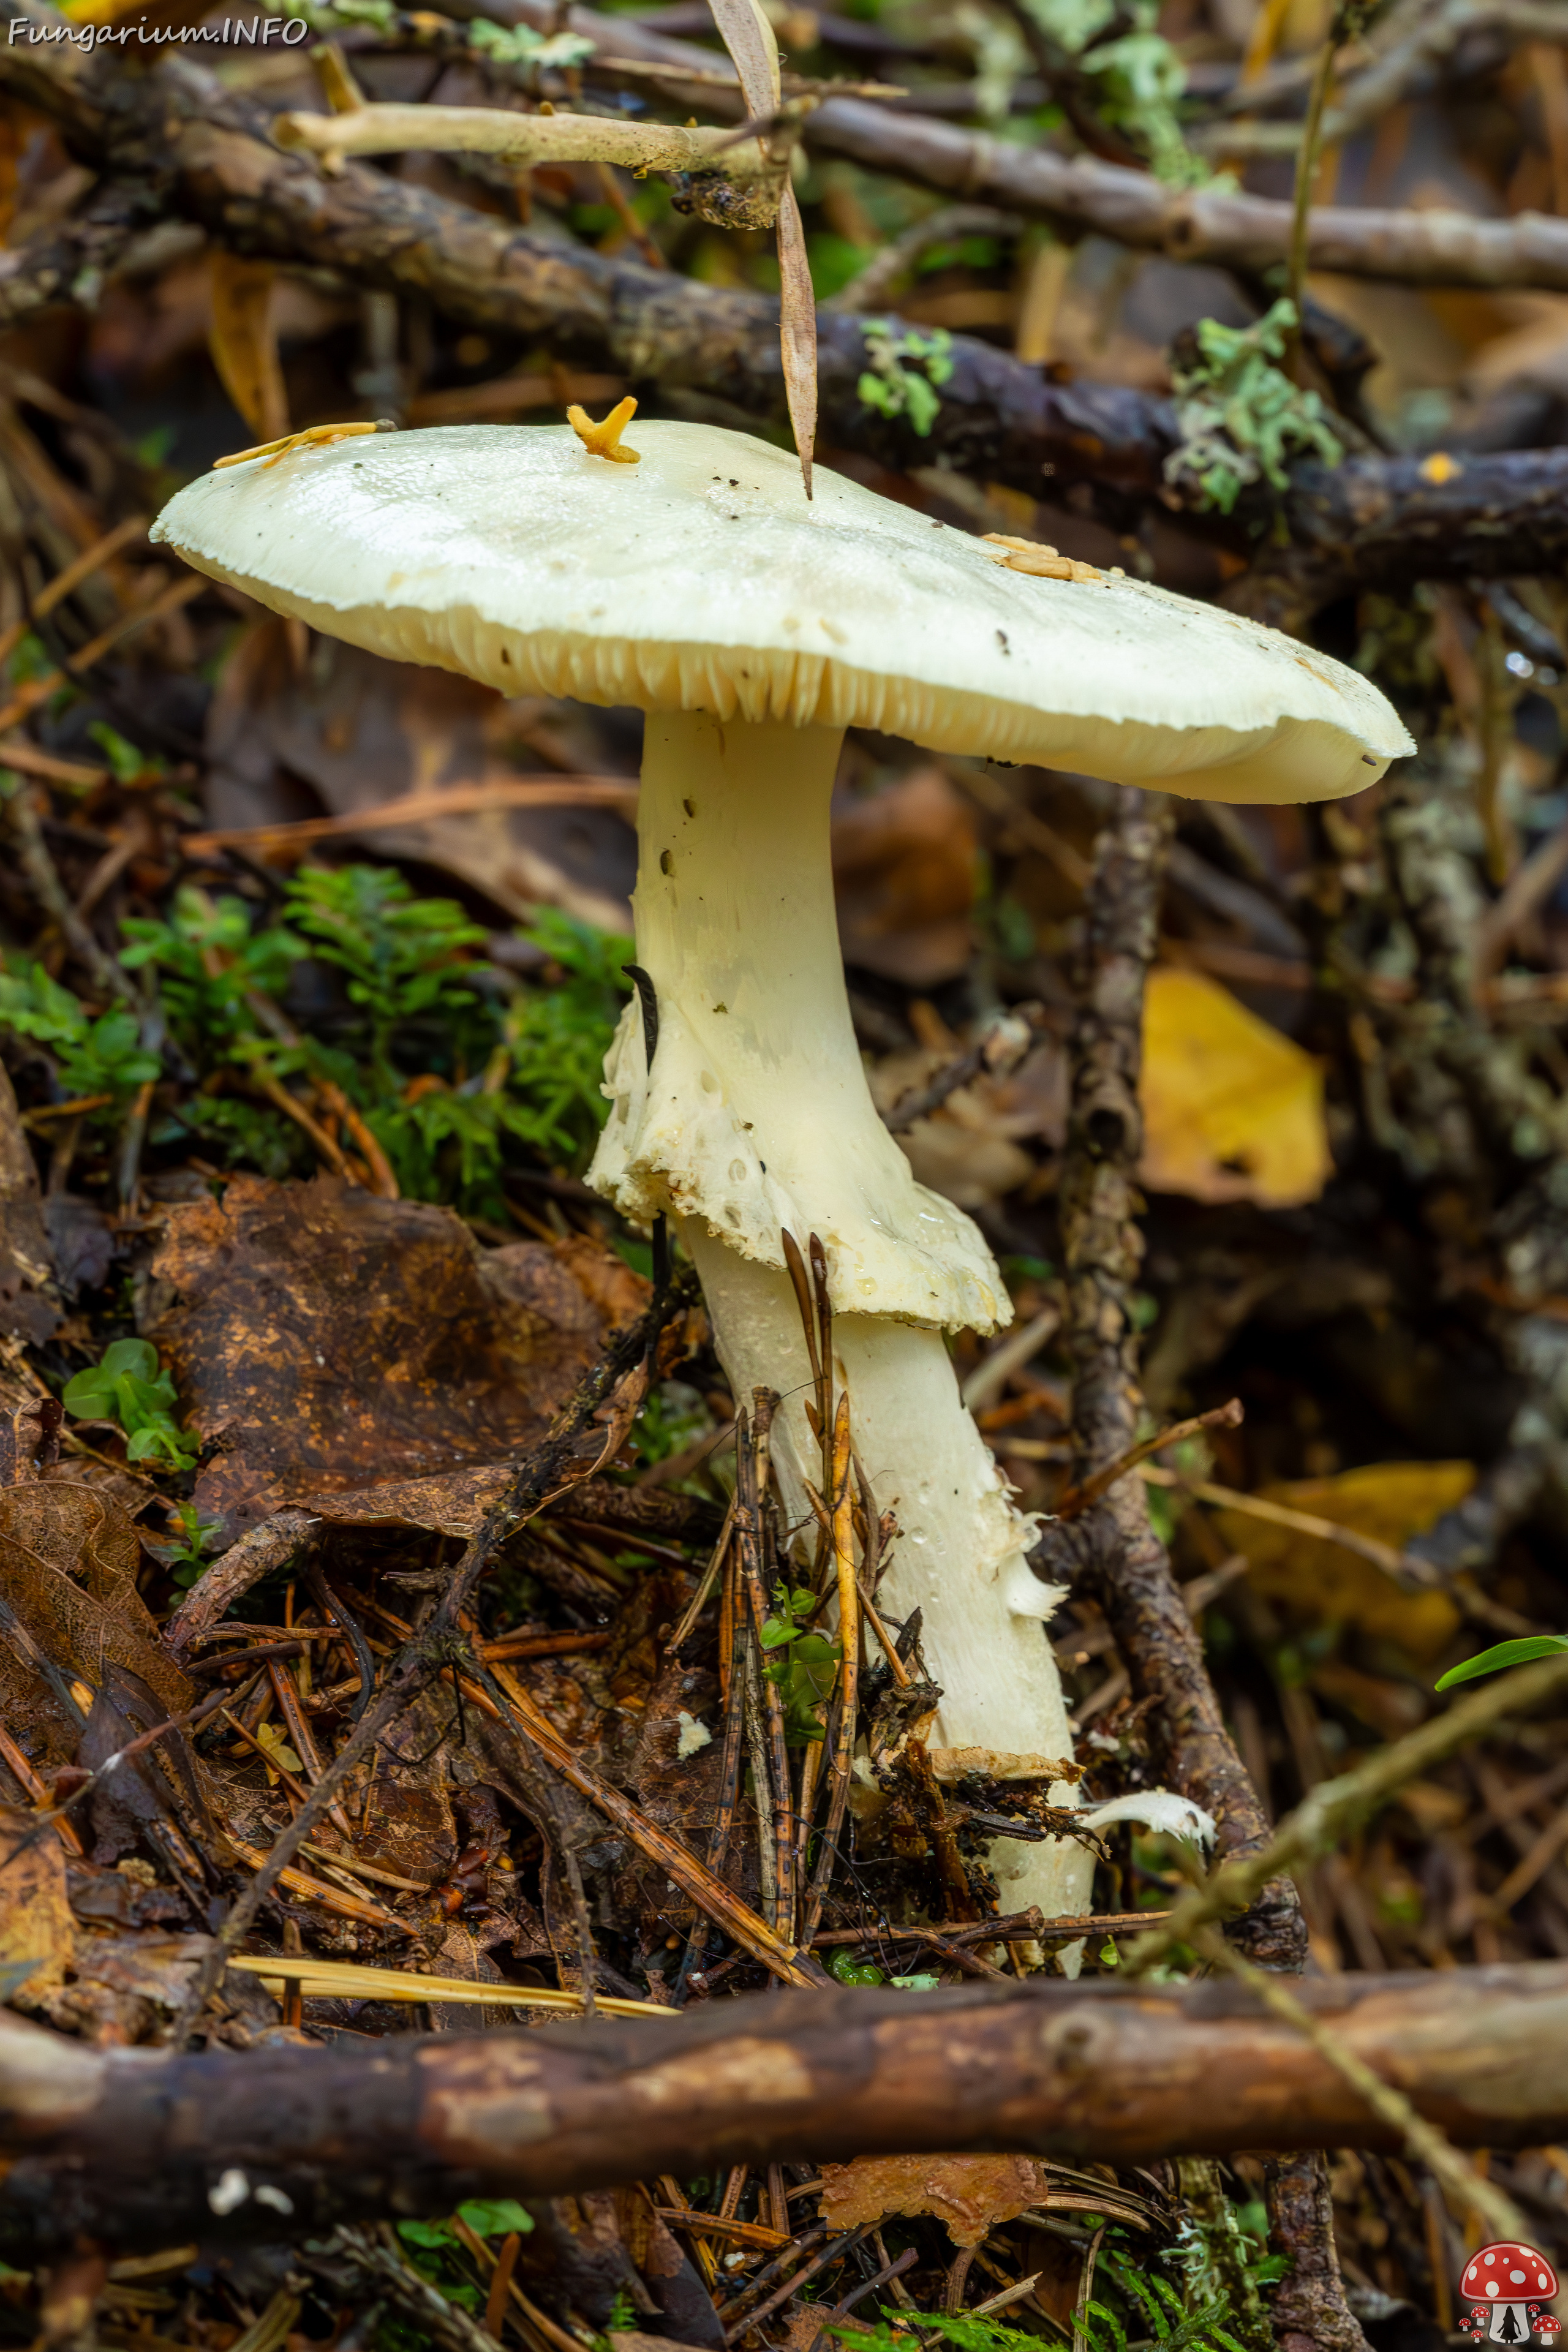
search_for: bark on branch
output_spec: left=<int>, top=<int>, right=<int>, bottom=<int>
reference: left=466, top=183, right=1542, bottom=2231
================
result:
left=805, top=99, right=1568, bottom=293
left=2, top=1964, right=1567, bottom=2253
left=456, top=0, right=1568, bottom=292
left=1054, top=790, right=1305, bottom=1964
left=8, top=34, right=1568, bottom=608
left=0, top=176, right=159, bottom=328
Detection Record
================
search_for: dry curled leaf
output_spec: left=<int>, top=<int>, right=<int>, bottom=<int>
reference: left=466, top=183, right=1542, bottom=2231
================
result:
left=777, top=186, right=818, bottom=498
left=1140, top=967, right=1331, bottom=1209
left=706, top=0, right=778, bottom=116
left=703, top=0, right=814, bottom=492
left=150, top=1176, right=647, bottom=1538
left=208, top=252, right=289, bottom=445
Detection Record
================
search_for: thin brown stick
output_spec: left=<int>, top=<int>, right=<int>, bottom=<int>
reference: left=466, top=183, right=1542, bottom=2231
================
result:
left=1195, top=1926, right=1528, bottom=2242
left=737, top=1414, right=796, bottom=1934
left=1053, top=1398, right=1243, bottom=1520
left=1128, top=1648, right=1568, bottom=1974
left=181, top=776, right=638, bottom=858
left=800, top=1394, right=858, bottom=1945
left=30, top=513, right=148, bottom=620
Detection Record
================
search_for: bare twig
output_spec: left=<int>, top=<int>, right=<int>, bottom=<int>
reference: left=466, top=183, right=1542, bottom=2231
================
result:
left=1196, top=1928, right=1529, bottom=2244
left=1127, top=1648, right=1568, bottom=1975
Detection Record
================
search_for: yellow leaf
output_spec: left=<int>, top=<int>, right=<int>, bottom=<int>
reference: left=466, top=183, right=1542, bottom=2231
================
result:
left=208, top=253, right=289, bottom=447
left=0, top=1802, right=73, bottom=2000
left=1140, top=967, right=1331, bottom=1208
left=254, top=1722, right=303, bottom=1779
left=1212, top=1461, right=1474, bottom=1659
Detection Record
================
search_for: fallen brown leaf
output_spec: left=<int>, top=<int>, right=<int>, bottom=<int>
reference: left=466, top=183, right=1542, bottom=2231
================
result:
left=819, top=2152, right=1050, bottom=2245
left=0, top=1485, right=191, bottom=1771
left=150, top=1177, right=647, bottom=1537
left=207, top=252, right=288, bottom=445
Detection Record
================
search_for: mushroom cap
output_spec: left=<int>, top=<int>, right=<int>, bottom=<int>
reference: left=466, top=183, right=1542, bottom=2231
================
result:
left=1464, top=2250, right=1560, bottom=2302
left=152, top=420, right=1412, bottom=806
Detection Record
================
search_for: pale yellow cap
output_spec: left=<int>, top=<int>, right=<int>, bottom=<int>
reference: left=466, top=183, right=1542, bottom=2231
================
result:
left=153, top=418, right=1412, bottom=804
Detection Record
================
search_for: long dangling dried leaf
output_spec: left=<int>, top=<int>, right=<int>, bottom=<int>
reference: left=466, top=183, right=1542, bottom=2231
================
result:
left=704, top=0, right=814, bottom=492
left=777, top=186, right=818, bottom=499
left=208, top=252, right=289, bottom=446
left=706, top=0, right=779, bottom=118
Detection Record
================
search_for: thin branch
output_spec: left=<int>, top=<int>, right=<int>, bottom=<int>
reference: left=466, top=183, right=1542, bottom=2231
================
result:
left=409, top=0, right=1568, bottom=291
left=1126, top=1647, right=1568, bottom=1973
left=1196, top=1928, right=1530, bottom=2244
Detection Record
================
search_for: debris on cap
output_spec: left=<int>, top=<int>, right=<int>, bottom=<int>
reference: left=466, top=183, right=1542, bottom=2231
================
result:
left=982, top=532, right=1103, bottom=583
left=213, top=418, right=398, bottom=473
left=568, top=396, right=642, bottom=465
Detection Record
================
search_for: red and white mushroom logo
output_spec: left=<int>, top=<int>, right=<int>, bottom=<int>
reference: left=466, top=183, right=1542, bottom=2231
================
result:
left=1461, top=2245, right=1559, bottom=2341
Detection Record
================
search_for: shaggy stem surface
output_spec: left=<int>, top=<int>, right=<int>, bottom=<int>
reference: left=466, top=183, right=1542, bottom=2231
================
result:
left=590, top=710, right=1090, bottom=1923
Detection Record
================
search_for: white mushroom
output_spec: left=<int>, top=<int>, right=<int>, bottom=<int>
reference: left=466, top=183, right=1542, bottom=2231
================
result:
left=153, top=417, right=1412, bottom=1931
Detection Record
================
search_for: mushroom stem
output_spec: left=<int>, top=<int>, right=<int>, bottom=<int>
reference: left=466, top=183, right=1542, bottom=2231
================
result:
left=684, top=1223, right=1093, bottom=1923
left=590, top=707, right=1091, bottom=1929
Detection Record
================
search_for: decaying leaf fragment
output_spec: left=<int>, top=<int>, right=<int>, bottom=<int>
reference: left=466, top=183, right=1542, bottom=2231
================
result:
left=820, top=2153, right=1052, bottom=2245
left=208, top=253, right=289, bottom=446
left=1212, top=1461, right=1470, bottom=1659
left=704, top=0, right=815, bottom=490
left=149, top=1175, right=648, bottom=1537
left=1140, top=967, right=1332, bottom=1208
left=0, top=1483, right=192, bottom=1771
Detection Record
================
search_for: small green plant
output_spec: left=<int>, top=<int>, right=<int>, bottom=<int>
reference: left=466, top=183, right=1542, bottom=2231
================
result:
left=857, top=321, right=955, bottom=437
left=1437, top=1635, right=1568, bottom=1690
left=88, top=723, right=165, bottom=787
left=61, top=1339, right=197, bottom=1472
left=285, top=864, right=491, bottom=1056
left=0, top=965, right=159, bottom=1107
left=826, top=2236, right=1253, bottom=2352
left=1096, top=2252, right=1250, bottom=2352
left=592, top=2288, right=639, bottom=2352
left=1166, top=300, right=1344, bottom=515
left=160, top=1502, right=225, bottom=1589
left=121, top=870, right=631, bottom=1214
left=282, top=0, right=398, bottom=29
left=501, top=908, right=636, bottom=1165
left=4, top=867, right=631, bottom=1217
left=1169, top=2171, right=1286, bottom=2352
left=396, top=2201, right=535, bottom=2312
left=827, top=1945, right=886, bottom=1986
left=761, top=1585, right=842, bottom=1744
